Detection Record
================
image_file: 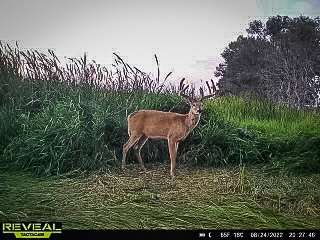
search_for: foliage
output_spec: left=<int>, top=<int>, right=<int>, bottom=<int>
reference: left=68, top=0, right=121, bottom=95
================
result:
left=216, top=15, right=320, bottom=109
left=0, top=41, right=319, bottom=176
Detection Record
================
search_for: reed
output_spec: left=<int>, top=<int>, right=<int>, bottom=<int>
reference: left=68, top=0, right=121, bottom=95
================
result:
left=0, top=42, right=319, bottom=176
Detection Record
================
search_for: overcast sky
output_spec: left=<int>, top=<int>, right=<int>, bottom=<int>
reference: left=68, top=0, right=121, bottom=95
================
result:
left=1, top=0, right=319, bottom=84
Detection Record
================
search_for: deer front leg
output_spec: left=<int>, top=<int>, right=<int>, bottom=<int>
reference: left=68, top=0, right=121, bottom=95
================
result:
left=122, top=134, right=142, bottom=170
left=168, top=138, right=179, bottom=178
left=133, top=136, right=148, bottom=171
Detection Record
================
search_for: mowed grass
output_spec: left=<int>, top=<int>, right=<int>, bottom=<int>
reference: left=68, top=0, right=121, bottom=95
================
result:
left=1, top=165, right=319, bottom=229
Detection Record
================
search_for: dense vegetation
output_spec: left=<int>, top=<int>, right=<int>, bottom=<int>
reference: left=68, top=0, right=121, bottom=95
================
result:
left=0, top=41, right=319, bottom=177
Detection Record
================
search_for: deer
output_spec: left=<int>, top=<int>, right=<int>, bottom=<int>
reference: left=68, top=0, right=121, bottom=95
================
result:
left=121, top=78, right=216, bottom=177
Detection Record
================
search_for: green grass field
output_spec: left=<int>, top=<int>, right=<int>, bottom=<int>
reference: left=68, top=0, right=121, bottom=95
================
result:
left=0, top=44, right=319, bottom=229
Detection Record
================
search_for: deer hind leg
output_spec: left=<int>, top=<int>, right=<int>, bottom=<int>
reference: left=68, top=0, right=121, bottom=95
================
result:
left=133, top=135, right=148, bottom=171
left=168, top=138, right=179, bottom=178
left=122, top=133, right=142, bottom=170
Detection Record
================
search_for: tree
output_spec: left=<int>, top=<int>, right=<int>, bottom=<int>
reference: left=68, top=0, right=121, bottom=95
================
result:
left=215, top=35, right=271, bottom=97
left=216, top=15, right=320, bottom=108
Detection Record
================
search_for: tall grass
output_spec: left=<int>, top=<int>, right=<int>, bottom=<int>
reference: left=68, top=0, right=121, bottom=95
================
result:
left=206, top=96, right=320, bottom=137
left=205, top=97, right=320, bottom=173
left=0, top=41, right=319, bottom=176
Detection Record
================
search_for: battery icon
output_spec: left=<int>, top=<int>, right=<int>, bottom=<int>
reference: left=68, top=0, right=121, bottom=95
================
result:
left=199, top=232, right=206, bottom=238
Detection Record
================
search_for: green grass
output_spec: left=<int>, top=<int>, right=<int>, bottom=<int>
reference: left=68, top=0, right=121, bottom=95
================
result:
left=1, top=44, right=319, bottom=175
left=203, top=96, right=320, bottom=174
left=0, top=91, right=185, bottom=175
left=1, top=166, right=319, bottom=229
left=206, top=96, right=320, bottom=138
left=1, top=91, right=320, bottom=175
left=1, top=44, right=320, bottom=230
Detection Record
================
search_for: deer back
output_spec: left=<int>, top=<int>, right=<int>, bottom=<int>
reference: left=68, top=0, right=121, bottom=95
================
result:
left=127, top=110, right=190, bottom=140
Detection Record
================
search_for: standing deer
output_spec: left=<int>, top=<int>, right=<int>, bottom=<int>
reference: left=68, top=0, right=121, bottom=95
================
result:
left=121, top=78, right=216, bottom=177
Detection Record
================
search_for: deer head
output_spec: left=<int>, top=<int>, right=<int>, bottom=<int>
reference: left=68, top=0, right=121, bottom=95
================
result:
left=178, top=78, right=216, bottom=115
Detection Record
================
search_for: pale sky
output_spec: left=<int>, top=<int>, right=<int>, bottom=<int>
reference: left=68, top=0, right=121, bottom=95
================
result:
left=0, top=0, right=319, bottom=85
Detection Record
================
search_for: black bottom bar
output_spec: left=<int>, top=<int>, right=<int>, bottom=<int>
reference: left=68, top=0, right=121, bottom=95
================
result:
left=1, top=229, right=319, bottom=240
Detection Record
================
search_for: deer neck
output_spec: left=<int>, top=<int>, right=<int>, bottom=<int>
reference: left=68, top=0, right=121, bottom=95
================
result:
left=185, top=110, right=201, bottom=130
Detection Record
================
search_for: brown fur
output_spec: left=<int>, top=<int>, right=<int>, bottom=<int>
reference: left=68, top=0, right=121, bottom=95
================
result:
left=122, top=103, right=202, bottom=177
left=128, top=110, right=195, bottom=140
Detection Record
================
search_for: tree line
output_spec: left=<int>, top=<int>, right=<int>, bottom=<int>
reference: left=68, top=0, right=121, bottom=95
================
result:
left=215, top=15, right=320, bottom=109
